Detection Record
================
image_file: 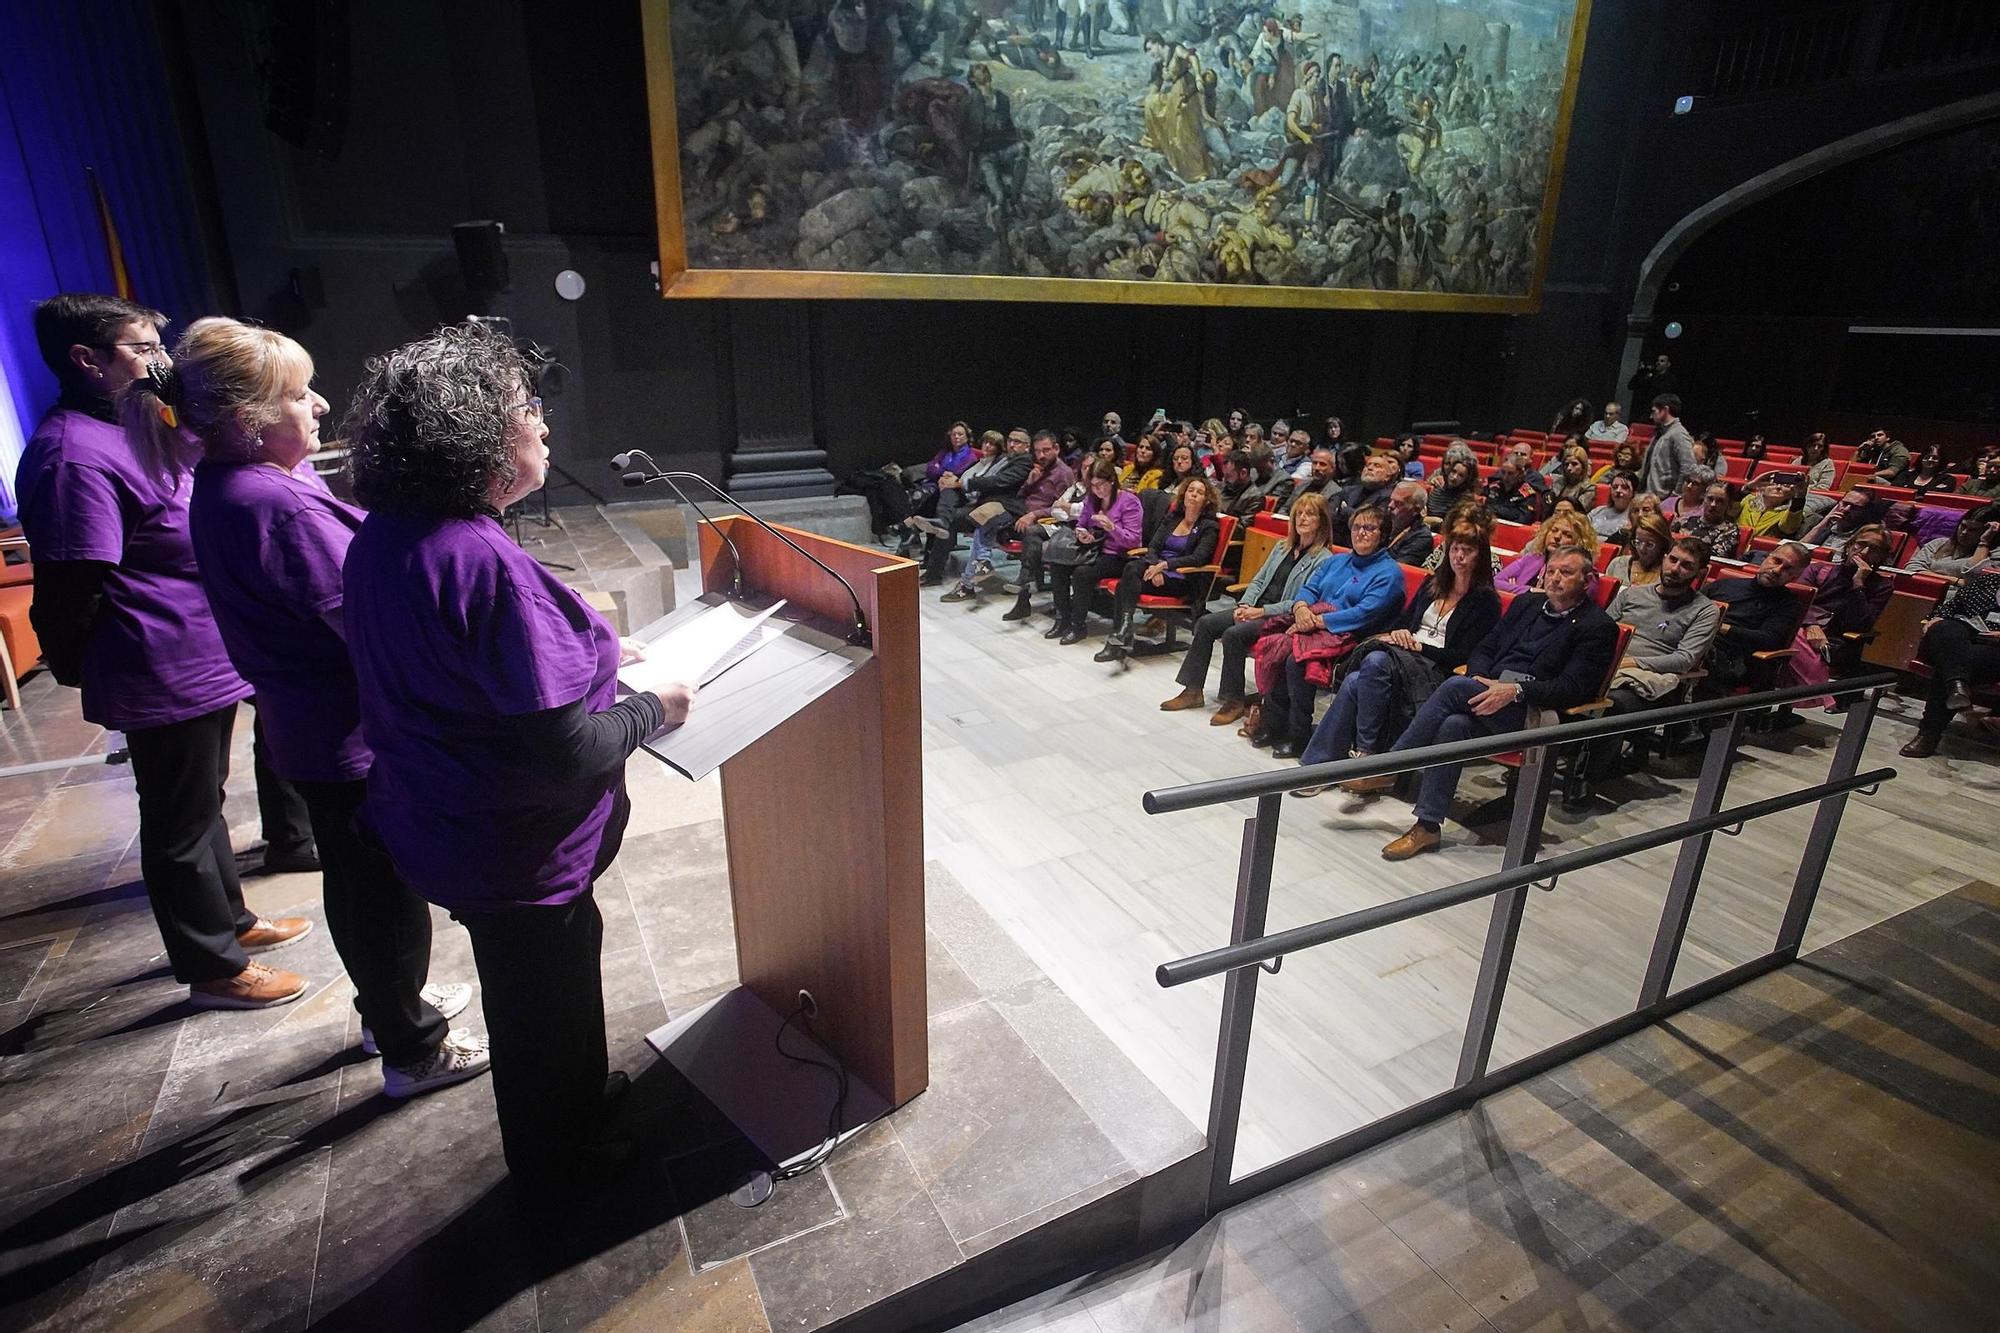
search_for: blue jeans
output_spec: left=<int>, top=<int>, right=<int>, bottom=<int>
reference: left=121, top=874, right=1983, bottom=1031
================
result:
left=1391, top=674, right=1529, bottom=826
left=956, top=514, right=1016, bottom=588
left=1301, top=650, right=1397, bottom=764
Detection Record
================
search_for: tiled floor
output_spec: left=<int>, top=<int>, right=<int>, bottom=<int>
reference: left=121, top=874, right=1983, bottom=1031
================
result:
left=959, top=880, right=2000, bottom=1332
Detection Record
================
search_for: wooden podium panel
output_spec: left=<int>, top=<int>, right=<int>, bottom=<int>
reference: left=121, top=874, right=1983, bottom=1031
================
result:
left=697, top=517, right=927, bottom=1105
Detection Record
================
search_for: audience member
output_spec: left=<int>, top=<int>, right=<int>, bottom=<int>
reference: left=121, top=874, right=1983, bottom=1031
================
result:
left=1675, top=479, right=1743, bottom=561
left=903, top=422, right=975, bottom=534
left=1854, top=428, right=1910, bottom=485
left=341, top=322, right=692, bottom=1200
left=914, top=429, right=1029, bottom=584
left=1582, top=538, right=1721, bottom=789
left=1737, top=472, right=1807, bottom=540
left=1661, top=465, right=1715, bottom=520
left=1294, top=518, right=1503, bottom=795
left=1550, top=397, right=1593, bottom=440
left=17, top=294, right=311, bottom=1011
left=1497, top=512, right=1599, bottom=594
left=1606, top=513, right=1672, bottom=589
left=1426, top=445, right=1480, bottom=518
left=1277, top=446, right=1342, bottom=517
left=1160, top=492, right=1334, bottom=724
left=1119, top=436, right=1165, bottom=491
left=1800, top=488, right=1877, bottom=554
left=1781, top=526, right=1896, bottom=703
left=1907, top=442, right=1956, bottom=494
left=1588, top=471, right=1637, bottom=541
left=1901, top=551, right=2000, bottom=757
left=1691, top=431, right=1719, bottom=471
left=1046, top=461, right=1144, bottom=644
left=1384, top=480, right=1435, bottom=565
left=1483, top=440, right=1550, bottom=524
left=1096, top=477, right=1222, bottom=660
left=1701, top=542, right=1813, bottom=690
left=1394, top=435, right=1425, bottom=479
left=942, top=430, right=1073, bottom=603
left=1552, top=443, right=1596, bottom=511
left=1099, top=410, right=1126, bottom=449
left=1586, top=401, right=1629, bottom=445
left=1164, top=441, right=1205, bottom=498
left=1640, top=394, right=1695, bottom=500
left=1225, top=407, right=1248, bottom=446
left=1965, top=453, right=2000, bottom=500
left=1275, top=422, right=1310, bottom=479
left=1373, top=548, right=1618, bottom=860
left=1741, top=434, right=1768, bottom=464
left=1799, top=432, right=1837, bottom=493
left=1327, top=450, right=1400, bottom=539
left=1251, top=506, right=1406, bottom=756
left=1909, top=507, right=1999, bottom=577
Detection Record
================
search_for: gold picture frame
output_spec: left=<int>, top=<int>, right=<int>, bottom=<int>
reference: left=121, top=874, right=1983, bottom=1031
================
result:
left=643, top=0, right=1591, bottom=311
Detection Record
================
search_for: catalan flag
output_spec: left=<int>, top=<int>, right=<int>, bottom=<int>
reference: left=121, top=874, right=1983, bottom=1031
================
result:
left=85, top=166, right=134, bottom=301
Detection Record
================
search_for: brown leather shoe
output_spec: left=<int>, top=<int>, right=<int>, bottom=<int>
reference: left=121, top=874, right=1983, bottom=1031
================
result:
left=190, top=961, right=308, bottom=1010
left=1341, top=773, right=1396, bottom=795
left=1382, top=825, right=1442, bottom=861
left=1211, top=700, right=1247, bottom=727
left=237, top=916, right=314, bottom=954
left=1898, top=730, right=1941, bottom=759
left=1160, top=688, right=1205, bottom=712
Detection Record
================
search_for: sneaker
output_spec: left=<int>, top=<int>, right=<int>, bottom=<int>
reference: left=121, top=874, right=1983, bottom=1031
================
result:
left=940, top=586, right=977, bottom=603
left=236, top=916, right=314, bottom=954
left=970, top=558, right=996, bottom=582
left=383, top=1028, right=492, bottom=1099
left=361, top=982, right=474, bottom=1055
left=190, top=961, right=308, bottom=1010
left=907, top=515, right=950, bottom=539
left=1000, top=580, right=1025, bottom=595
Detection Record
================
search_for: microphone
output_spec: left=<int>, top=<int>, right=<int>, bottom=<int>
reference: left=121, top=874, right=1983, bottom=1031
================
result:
left=611, top=451, right=871, bottom=646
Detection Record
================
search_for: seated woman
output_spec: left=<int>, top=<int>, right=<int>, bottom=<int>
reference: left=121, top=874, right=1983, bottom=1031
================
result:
left=1901, top=548, right=2000, bottom=757
left=1552, top=443, right=1596, bottom=512
left=1250, top=505, right=1408, bottom=756
left=1691, top=431, right=1720, bottom=471
left=1496, top=511, right=1599, bottom=594
left=1048, top=460, right=1144, bottom=645
left=1966, top=453, right=2000, bottom=500
left=1741, top=434, right=1768, bottom=465
left=1394, top=434, right=1425, bottom=479
left=1780, top=524, right=1897, bottom=706
left=1606, top=512, right=1672, bottom=588
left=1592, top=440, right=1643, bottom=482
left=1162, top=442, right=1204, bottom=501
left=1096, top=476, right=1221, bottom=660
left=1119, top=435, right=1165, bottom=492
left=1909, top=506, right=1998, bottom=577
left=1738, top=472, right=1807, bottom=540
left=1661, top=465, right=1715, bottom=520
left=1588, top=471, right=1637, bottom=542
left=1425, top=444, right=1479, bottom=518
left=1293, top=516, right=1503, bottom=795
left=1907, top=442, right=1957, bottom=494
left=1159, top=492, right=1334, bottom=724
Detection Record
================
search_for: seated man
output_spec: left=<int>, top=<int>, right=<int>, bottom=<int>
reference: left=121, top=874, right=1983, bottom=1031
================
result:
left=942, top=430, right=1073, bottom=603
left=1325, top=451, right=1401, bottom=543
left=1585, top=401, right=1629, bottom=445
left=1698, top=541, right=1812, bottom=690
left=1252, top=506, right=1408, bottom=757
left=1800, top=488, right=1877, bottom=554
left=1482, top=441, right=1550, bottom=525
left=1581, top=538, right=1721, bottom=793
left=1276, top=446, right=1341, bottom=516
left=916, top=428, right=1032, bottom=584
left=1383, top=479, right=1435, bottom=565
left=1373, top=546, right=1618, bottom=860
left=1673, top=478, right=1742, bottom=562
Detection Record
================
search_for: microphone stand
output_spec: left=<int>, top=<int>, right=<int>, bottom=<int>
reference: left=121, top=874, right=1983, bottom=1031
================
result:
left=613, top=452, right=872, bottom=647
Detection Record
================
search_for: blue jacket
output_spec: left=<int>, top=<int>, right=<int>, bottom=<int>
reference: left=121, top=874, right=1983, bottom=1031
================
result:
left=1295, top=548, right=1405, bottom=636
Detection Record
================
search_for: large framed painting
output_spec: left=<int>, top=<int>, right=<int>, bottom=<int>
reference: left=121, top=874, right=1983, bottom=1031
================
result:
left=642, top=0, right=1591, bottom=309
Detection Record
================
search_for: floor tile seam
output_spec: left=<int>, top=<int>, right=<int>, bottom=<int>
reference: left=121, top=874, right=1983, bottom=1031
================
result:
left=302, top=1140, right=333, bottom=1329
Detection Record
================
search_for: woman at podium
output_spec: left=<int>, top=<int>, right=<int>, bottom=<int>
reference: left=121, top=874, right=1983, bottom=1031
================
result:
left=339, top=323, right=693, bottom=1200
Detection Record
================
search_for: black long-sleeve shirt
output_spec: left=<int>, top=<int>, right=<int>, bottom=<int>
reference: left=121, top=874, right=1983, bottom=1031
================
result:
left=513, top=693, right=668, bottom=783
left=1703, top=576, right=1804, bottom=654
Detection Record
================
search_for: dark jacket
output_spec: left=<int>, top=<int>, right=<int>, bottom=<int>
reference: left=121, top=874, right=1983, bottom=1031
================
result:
left=1144, top=512, right=1220, bottom=571
left=1482, top=470, right=1549, bottom=524
left=1385, top=517, right=1436, bottom=566
left=1468, top=592, right=1618, bottom=711
left=1393, top=584, right=1501, bottom=674
left=963, top=452, right=1031, bottom=503
left=1702, top=575, right=1804, bottom=653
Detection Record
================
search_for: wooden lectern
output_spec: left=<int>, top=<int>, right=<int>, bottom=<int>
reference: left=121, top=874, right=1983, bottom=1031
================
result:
left=696, top=516, right=927, bottom=1108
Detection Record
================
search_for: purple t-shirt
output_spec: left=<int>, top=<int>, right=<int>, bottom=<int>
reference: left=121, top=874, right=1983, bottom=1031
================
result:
left=14, top=408, right=251, bottom=730
left=187, top=459, right=370, bottom=783
left=342, top=509, right=621, bottom=909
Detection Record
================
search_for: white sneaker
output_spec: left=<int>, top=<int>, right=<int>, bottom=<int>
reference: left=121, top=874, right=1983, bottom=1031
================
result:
left=360, top=981, right=474, bottom=1056
left=382, top=1028, right=491, bottom=1099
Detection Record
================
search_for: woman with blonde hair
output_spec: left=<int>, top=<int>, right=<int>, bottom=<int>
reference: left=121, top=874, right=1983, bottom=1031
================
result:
left=133, top=317, right=489, bottom=1097
left=1553, top=443, right=1596, bottom=511
left=1496, top=510, right=1599, bottom=594
left=1606, top=512, right=1673, bottom=588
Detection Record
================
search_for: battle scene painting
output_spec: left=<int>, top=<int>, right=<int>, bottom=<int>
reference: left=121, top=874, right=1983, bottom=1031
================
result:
left=655, top=0, right=1588, bottom=304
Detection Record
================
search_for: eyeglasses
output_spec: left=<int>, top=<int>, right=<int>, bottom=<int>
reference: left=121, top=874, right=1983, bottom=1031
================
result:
left=95, top=340, right=166, bottom=359
left=507, top=396, right=546, bottom=420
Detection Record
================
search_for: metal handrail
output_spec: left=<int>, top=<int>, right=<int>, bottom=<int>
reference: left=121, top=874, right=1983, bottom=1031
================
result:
left=1141, top=672, right=1900, bottom=814
left=1156, top=766, right=1894, bottom=988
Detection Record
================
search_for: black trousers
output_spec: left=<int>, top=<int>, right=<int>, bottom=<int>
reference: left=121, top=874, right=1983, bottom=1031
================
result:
left=919, top=492, right=972, bottom=578
left=453, top=786, right=629, bottom=1184
left=1110, top=562, right=1185, bottom=642
left=1262, top=651, right=1322, bottom=746
left=123, top=703, right=253, bottom=984
left=252, top=708, right=314, bottom=859
left=1050, top=550, right=1125, bottom=628
left=295, top=776, right=446, bottom=1066
left=1015, top=524, right=1049, bottom=591
left=1176, top=610, right=1267, bottom=700
left=1586, top=686, right=1663, bottom=779
left=1920, top=620, right=2000, bottom=730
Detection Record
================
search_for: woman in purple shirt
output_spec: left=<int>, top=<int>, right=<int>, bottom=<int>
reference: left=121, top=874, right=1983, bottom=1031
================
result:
left=133, top=317, right=485, bottom=1099
left=339, top=324, right=694, bottom=1199
left=16, top=294, right=310, bottom=1011
left=1048, top=461, right=1143, bottom=645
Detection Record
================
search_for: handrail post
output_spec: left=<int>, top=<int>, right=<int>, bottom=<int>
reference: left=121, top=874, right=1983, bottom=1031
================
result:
left=1639, top=714, right=1745, bottom=1006
left=1204, top=793, right=1281, bottom=1212
left=1775, top=688, right=1880, bottom=955
left=1455, top=741, right=1555, bottom=1085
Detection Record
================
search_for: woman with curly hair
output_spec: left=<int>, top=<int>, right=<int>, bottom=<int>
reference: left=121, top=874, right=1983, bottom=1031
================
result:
left=340, top=323, right=695, bottom=1198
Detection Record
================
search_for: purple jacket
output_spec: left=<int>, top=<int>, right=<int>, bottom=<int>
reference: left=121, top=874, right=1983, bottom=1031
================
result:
left=1800, top=558, right=1893, bottom=635
left=926, top=443, right=977, bottom=483
left=1076, top=489, right=1144, bottom=552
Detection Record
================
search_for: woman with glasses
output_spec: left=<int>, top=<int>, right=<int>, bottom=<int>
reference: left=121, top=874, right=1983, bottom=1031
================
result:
left=16, top=294, right=313, bottom=1011
left=340, top=323, right=694, bottom=1200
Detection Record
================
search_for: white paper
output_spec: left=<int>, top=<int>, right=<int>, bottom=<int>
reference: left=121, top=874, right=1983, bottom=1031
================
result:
left=619, top=599, right=786, bottom=694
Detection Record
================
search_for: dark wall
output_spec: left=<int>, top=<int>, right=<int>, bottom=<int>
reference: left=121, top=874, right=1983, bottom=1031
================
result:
left=156, top=0, right=1998, bottom=494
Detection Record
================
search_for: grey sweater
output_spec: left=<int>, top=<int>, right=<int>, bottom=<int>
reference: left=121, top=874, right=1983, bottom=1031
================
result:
left=1640, top=420, right=1696, bottom=499
left=1607, top=584, right=1721, bottom=678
